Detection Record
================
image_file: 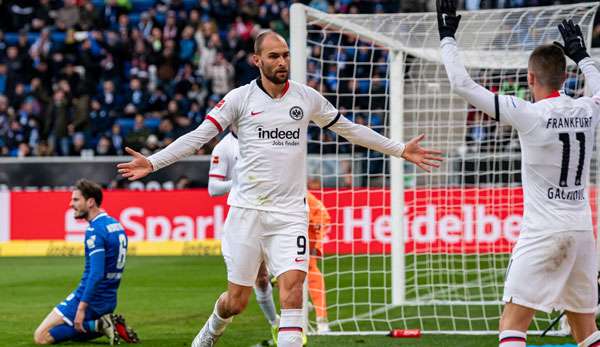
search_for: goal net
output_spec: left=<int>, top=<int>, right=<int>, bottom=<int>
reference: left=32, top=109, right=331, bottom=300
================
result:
left=292, top=3, right=600, bottom=335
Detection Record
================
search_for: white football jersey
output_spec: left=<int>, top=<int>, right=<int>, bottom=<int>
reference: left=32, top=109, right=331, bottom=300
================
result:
left=208, top=132, right=239, bottom=182
left=206, top=79, right=339, bottom=212
left=498, top=92, right=600, bottom=234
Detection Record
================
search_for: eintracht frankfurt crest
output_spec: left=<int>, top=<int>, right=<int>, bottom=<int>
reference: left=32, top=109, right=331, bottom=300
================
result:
left=289, top=106, right=304, bottom=120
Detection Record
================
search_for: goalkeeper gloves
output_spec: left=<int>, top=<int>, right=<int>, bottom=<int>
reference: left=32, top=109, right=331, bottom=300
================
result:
left=436, top=0, right=461, bottom=40
left=554, top=19, right=590, bottom=64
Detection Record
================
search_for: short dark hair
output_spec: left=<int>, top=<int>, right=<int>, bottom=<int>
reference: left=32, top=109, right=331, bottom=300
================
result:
left=75, top=179, right=103, bottom=207
left=254, top=30, right=283, bottom=54
left=528, top=44, right=567, bottom=90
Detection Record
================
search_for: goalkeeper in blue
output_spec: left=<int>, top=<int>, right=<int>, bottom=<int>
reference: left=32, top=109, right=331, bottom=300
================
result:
left=33, top=179, right=139, bottom=345
left=437, top=1, right=600, bottom=346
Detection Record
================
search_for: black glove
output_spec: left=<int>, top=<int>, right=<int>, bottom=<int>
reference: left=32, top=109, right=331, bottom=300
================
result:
left=437, top=0, right=461, bottom=40
left=554, top=19, right=589, bottom=64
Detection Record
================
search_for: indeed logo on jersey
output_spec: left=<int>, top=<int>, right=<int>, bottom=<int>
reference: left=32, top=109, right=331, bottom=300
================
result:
left=256, top=126, right=301, bottom=146
left=257, top=127, right=300, bottom=139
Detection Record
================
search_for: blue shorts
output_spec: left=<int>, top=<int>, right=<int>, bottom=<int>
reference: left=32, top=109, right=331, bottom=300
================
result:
left=54, top=293, right=112, bottom=326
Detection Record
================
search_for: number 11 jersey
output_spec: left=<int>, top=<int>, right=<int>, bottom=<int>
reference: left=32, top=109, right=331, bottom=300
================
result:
left=497, top=92, right=600, bottom=235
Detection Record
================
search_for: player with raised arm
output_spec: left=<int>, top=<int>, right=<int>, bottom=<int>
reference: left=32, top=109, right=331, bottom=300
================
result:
left=437, top=1, right=600, bottom=346
left=118, top=30, right=442, bottom=347
left=33, top=179, right=138, bottom=345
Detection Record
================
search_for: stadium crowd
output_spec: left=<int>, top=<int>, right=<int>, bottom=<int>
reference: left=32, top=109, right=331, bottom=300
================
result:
left=0, top=0, right=597, bottom=157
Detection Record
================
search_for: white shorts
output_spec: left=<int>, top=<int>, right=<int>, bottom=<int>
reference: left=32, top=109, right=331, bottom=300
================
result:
left=503, top=230, right=597, bottom=313
left=221, top=206, right=309, bottom=286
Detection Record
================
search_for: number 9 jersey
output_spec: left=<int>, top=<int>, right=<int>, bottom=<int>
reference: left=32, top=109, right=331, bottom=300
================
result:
left=497, top=91, right=600, bottom=235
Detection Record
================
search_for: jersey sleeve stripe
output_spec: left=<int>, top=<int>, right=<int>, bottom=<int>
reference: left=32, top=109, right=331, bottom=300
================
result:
left=206, top=116, right=223, bottom=132
left=89, top=248, right=105, bottom=256
left=323, top=113, right=341, bottom=130
left=494, top=94, right=499, bottom=122
left=209, top=174, right=226, bottom=179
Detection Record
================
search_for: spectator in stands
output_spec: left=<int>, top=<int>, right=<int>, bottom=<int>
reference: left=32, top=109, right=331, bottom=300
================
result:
left=157, top=117, right=175, bottom=146
left=29, top=29, right=52, bottom=61
left=71, top=132, right=87, bottom=156
left=125, top=78, right=148, bottom=114
left=45, top=89, right=72, bottom=156
left=163, top=12, right=179, bottom=41
left=157, top=39, right=179, bottom=84
left=89, top=99, right=112, bottom=139
left=187, top=101, right=204, bottom=125
left=56, top=0, right=81, bottom=30
left=111, top=123, right=124, bottom=155
left=9, top=0, right=35, bottom=31
left=205, top=51, right=234, bottom=97
left=0, top=64, right=6, bottom=95
left=96, top=135, right=116, bottom=156
left=32, top=0, right=53, bottom=32
left=147, top=87, right=168, bottom=115
left=235, top=53, right=259, bottom=86
left=179, top=26, right=197, bottom=64
left=125, top=114, right=151, bottom=152
left=98, top=80, right=122, bottom=116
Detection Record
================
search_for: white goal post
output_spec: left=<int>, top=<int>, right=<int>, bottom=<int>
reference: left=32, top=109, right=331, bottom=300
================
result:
left=291, top=2, right=600, bottom=335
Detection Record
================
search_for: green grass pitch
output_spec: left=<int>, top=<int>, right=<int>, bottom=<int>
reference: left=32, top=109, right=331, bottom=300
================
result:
left=0, top=256, right=575, bottom=346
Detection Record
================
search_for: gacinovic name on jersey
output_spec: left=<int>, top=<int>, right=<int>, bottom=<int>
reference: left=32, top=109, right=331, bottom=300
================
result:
left=256, top=126, right=301, bottom=147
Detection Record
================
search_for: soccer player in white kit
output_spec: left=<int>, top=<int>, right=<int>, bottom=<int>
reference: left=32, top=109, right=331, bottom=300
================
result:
left=207, top=128, right=285, bottom=342
left=437, top=1, right=600, bottom=346
left=118, top=30, right=443, bottom=347
left=207, top=129, right=240, bottom=197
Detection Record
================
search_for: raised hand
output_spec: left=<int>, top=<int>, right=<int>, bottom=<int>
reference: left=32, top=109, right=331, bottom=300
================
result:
left=117, top=147, right=153, bottom=181
left=554, top=19, right=589, bottom=64
left=401, top=134, right=444, bottom=172
left=436, top=0, right=462, bottom=40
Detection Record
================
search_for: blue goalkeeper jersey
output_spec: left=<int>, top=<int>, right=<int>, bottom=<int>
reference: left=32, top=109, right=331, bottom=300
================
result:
left=73, top=212, right=128, bottom=311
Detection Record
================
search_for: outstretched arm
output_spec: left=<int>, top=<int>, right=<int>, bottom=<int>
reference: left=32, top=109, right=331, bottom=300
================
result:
left=555, top=19, right=600, bottom=97
left=117, top=120, right=220, bottom=180
left=328, top=117, right=443, bottom=172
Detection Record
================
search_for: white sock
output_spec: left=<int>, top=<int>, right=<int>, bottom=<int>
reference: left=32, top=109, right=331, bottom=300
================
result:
left=579, top=330, right=600, bottom=347
left=255, top=283, right=278, bottom=325
left=499, top=330, right=526, bottom=347
left=208, top=296, right=232, bottom=335
left=278, top=309, right=303, bottom=347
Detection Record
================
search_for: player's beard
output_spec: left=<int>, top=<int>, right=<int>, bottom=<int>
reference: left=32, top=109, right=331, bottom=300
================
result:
left=264, top=67, right=288, bottom=85
left=73, top=209, right=89, bottom=220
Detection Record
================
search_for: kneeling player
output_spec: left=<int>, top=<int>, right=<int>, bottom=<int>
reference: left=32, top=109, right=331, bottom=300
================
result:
left=33, top=179, right=138, bottom=345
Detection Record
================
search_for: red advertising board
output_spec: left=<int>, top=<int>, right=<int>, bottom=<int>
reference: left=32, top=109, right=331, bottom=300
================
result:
left=9, top=190, right=229, bottom=242
left=4, top=188, right=548, bottom=254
